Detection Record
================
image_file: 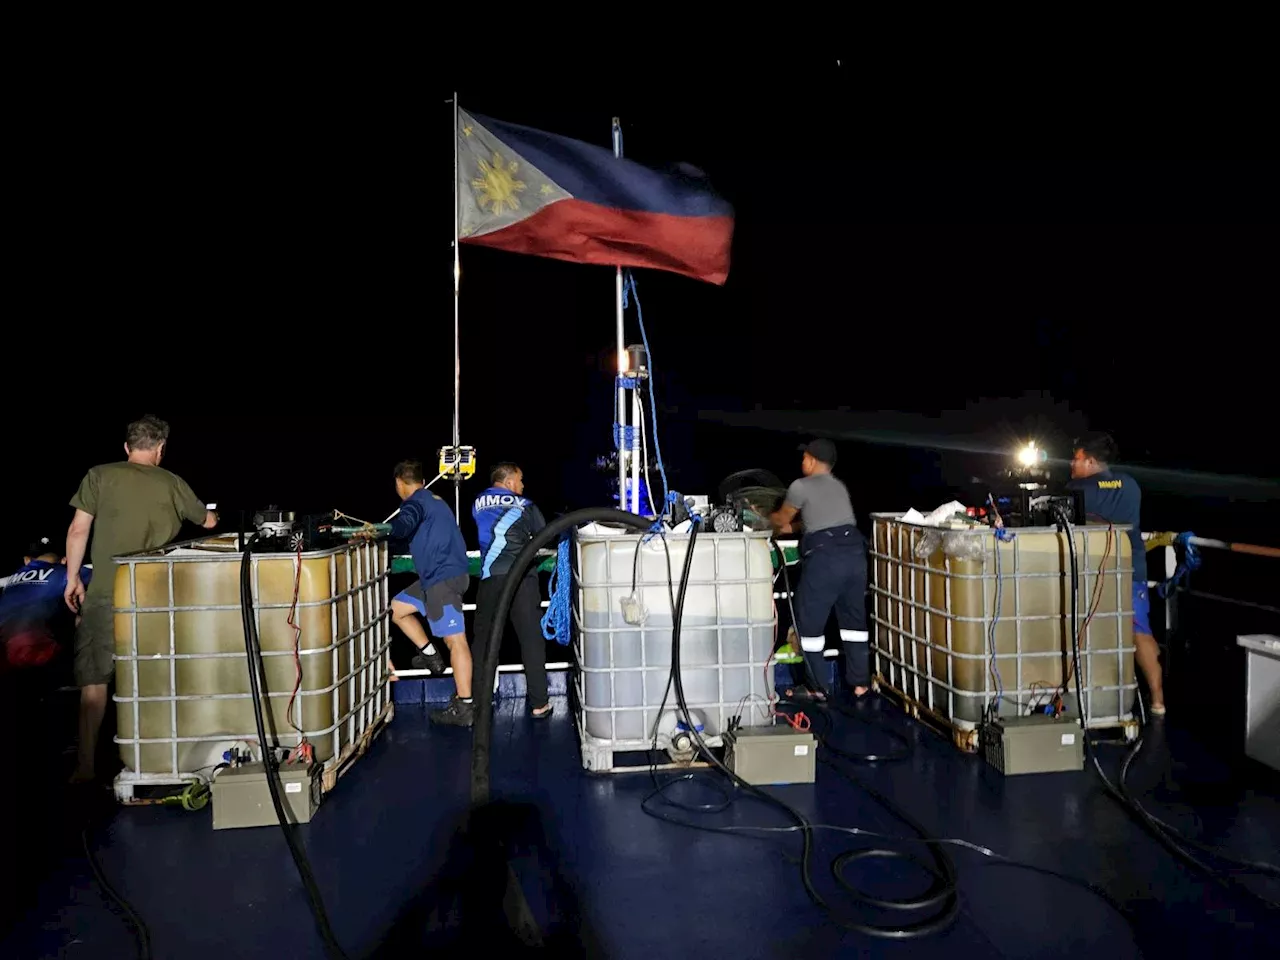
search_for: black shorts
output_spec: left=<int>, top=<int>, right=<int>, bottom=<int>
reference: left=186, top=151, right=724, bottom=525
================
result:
left=393, top=575, right=470, bottom=638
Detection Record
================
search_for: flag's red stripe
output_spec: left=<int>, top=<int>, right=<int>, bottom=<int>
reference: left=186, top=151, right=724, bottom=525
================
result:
left=462, top=198, right=733, bottom=285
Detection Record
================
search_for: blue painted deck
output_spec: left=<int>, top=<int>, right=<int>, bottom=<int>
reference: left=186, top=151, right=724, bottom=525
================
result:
left=3, top=674, right=1278, bottom=958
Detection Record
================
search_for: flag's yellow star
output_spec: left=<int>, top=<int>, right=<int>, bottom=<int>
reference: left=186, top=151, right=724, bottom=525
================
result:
left=462, top=124, right=474, bottom=137
left=540, top=183, right=554, bottom=195
left=471, top=152, right=526, bottom=215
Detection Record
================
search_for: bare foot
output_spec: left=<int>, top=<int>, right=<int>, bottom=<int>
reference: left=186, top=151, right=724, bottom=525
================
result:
left=531, top=703, right=553, bottom=718
left=854, top=686, right=869, bottom=697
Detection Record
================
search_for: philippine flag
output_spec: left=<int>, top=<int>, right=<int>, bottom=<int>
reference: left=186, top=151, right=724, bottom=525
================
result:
left=456, top=109, right=734, bottom=285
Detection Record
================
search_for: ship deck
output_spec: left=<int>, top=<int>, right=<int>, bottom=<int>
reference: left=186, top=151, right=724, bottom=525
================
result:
left=3, top=668, right=1277, bottom=959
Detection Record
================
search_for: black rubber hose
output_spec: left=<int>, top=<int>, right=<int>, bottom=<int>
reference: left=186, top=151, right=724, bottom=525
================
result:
left=472, top=508, right=656, bottom=805
left=240, top=549, right=349, bottom=960
left=82, top=824, right=151, bottom=959
left=1057, top=517, right=1279, bottom=911
left=668, top=522, right=958, bottom=940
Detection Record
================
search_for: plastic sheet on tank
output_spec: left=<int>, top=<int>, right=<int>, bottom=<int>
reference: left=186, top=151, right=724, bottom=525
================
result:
left=870, top=513, right=1138, bottom=731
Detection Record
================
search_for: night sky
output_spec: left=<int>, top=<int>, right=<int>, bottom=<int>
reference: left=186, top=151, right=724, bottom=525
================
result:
left=7, top=59, right=1275, bottom=564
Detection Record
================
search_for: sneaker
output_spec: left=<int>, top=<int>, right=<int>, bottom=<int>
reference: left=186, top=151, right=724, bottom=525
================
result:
left=429, top=696, right=475, bottom=727
left=411, top=646, right=448, bottom=674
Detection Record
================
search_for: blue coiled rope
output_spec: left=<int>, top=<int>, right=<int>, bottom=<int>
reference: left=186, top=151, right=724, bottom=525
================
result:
left=540, top=535, right=573, bottom=645
left=1158, top=530, right=1201, bottom=599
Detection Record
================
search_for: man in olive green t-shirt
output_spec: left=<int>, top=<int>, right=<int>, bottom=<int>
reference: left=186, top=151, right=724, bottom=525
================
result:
left=63, top=414, right=218, bottom=783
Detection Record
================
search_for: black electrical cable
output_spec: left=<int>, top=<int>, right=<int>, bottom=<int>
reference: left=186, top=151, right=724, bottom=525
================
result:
left=664, top=520, right=960, bottom=939
left=1117, top=740, right=1280, bottom=879
left=769, top=533, right=1125, bottom=929
left=650, top=522, right=1150, bottom=941
left=1054, top=511, right=1280, bottom=913
left=474, top=511, right=956, bottom=937
left=239, top=547, right=350, bottom=960
left=642, top=532, right=735, bottom=814
left=640, top=522, right=1151, bottom=939
left=81, top=824, right=152, bottom=959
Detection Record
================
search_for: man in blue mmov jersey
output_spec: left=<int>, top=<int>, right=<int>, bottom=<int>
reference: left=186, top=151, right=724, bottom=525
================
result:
left=472, top=462, right=552, bottom=718
left=0, top=537, right=89, bottom=672
left=1067, top=432, right=1165, bottom=716
left=386, top=460, right=476, bottom=727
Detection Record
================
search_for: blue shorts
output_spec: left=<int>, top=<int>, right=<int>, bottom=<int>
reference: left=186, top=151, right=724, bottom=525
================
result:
left=393, top=575, right=470, bottom=639
left=1132, top=583, right=1151, bottom=637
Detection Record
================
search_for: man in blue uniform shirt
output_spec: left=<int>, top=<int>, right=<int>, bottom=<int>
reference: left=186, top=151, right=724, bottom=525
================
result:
left=1066, top=432, right=1165, bottom=716
left=1, top=537, right=89, bottom=671
left=472, top=462, right=552, bottom=718
left=387, top=460, right=475, bottom=727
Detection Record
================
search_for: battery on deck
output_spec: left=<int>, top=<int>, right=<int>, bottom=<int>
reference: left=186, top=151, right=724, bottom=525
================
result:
left=982, top=715, right=1085, bottom=775
left=724, top=725, right=817, bottom=785
left=211, top=761, right=321, bottom=830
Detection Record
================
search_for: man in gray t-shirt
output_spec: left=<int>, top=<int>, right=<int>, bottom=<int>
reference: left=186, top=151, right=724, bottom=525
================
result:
left=783, top=471, right=856, bottom=534
left=771, top=439, right=870, bottom=700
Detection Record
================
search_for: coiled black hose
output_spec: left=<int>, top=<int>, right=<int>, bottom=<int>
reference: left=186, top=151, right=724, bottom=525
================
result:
left=666, top=522, right=960, bottom=939
left=475, top=513, right=959, bottom=938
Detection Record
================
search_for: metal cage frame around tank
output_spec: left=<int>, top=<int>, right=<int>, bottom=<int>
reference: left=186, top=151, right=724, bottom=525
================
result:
left=869, top=513, right=1139, bottom=736
left=570, top=529, right=778, bottom=772
left=110, top=536, right=393, bottom=799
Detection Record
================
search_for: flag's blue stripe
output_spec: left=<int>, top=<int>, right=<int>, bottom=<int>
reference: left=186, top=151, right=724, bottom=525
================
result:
left=475, top=113, right=733, bottom=219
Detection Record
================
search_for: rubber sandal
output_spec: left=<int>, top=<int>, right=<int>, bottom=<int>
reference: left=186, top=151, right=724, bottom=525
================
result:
left=531, top=703, right=554, bottom=719
left=1149, top=704, right=1166, bottom=717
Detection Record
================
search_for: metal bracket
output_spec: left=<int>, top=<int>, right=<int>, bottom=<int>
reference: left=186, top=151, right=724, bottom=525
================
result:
left=438, top=445, right=476, bottom=479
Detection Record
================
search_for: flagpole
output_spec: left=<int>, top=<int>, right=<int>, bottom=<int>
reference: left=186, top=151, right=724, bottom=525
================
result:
left=453, top=91, right=462, bottom=521
left=612, top=117, right=632, bottom=513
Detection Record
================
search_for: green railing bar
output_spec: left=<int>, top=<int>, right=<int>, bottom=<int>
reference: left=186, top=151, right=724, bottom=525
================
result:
left=387, top=542, right=800, bottom=578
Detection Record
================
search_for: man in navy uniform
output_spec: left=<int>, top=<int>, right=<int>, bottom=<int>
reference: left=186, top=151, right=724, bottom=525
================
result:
left=387, top=460, right=476, bottom=727
left=1067, top=432, right=1164, bottom=716
left=472, top=462, right=552, bottom=718
left=770, top=439, right=869, bottom=702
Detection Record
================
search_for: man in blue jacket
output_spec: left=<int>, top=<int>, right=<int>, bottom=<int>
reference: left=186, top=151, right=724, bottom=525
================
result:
left=388, top=460, right=475, bottom=727
left=472, top=462, right=552, bottom=718
left=1, top=537, right=89, bottom=672
left=1067, top=432, right=1164, bottom=716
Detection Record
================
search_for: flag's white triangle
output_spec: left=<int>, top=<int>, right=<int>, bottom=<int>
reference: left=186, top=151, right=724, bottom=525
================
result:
left=457, top=109, right=572, bottom=239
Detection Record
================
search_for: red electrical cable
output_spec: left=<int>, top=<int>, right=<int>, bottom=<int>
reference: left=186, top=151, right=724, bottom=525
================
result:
left=285, top=540, right=312, bottom=764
